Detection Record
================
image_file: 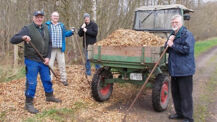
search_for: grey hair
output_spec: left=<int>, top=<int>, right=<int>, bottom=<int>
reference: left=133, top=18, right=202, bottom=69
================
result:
left=51, top=11, right=59, bottom=16
left=171, top=14, right=183, bottom=25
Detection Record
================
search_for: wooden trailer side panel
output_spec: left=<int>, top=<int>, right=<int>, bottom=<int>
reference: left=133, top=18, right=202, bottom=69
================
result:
left=88, top=45, right=164, bottom=64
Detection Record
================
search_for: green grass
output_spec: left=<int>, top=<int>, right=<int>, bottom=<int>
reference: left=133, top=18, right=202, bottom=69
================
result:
left=194, top=38, right=217, bottom=57
left=25, top=108, right=74, bottom=122
left=24, top=101, right=87, bottom=122
left=0, top=111, right=6, bottom=122
left=0, top=66, right=25, bottom=83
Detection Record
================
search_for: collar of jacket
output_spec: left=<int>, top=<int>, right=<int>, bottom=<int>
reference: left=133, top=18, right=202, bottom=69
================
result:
left=51, top=21, right=61, bottom=25
left=175, top=26, right=184, bottom=38
left=45, top=21, right=52, bottom=25
left=33, top=22, right=44, bottom=30
left=45, top=21, right=63, bottom=26
left=86, top=21, right=93, bottom=26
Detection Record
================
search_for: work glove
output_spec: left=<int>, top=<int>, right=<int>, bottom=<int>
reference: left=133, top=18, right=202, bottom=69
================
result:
left=71, top=27, right=75, bottom=32
left=81, top=23, right=86, bottom=29
left=83, top=28, right=87, bottom=32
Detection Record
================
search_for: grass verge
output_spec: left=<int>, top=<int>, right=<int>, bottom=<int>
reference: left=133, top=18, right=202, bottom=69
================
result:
left=0, top=111, right=6, bottom=122
left=24, top=101, right=87, bottom=122
left=195, top=38, right=217, bottom=57
left=0, top=66, right=25, bottom=83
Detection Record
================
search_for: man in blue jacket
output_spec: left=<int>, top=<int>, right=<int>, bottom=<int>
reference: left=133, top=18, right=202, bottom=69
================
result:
left=46, top=11, right=73, bottom=86
left=10, top=11, right=61, bottom=114
left=167, top=15, right=195, bottom=122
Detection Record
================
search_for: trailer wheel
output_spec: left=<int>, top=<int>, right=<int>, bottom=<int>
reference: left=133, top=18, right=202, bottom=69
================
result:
left=152, top=74, right=170, bottom=112
left=91, top=68, right=113, bottom=102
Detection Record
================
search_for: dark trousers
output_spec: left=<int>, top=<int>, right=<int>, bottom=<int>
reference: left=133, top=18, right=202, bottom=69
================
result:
left=84, top=49, right=100, bottom=75
left=171, top=75, right=194, bottom=121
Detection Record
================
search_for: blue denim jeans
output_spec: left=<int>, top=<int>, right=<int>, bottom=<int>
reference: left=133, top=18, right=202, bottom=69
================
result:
left=84, top=49, right=100, bottom=76
left=25, top=58, right=53, bottom=98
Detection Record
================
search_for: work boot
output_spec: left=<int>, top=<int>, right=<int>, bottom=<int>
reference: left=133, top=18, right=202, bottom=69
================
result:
left=45, top=92, right=62, bottom=103
left=62, top=81, right=68, bottom=86
left=25, top=97, right=39, bottom=114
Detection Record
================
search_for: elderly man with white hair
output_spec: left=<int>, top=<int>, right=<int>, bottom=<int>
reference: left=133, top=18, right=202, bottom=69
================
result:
left=166, top=14, right=195, bottom=122
left=46, top=11, right=74, bottom=86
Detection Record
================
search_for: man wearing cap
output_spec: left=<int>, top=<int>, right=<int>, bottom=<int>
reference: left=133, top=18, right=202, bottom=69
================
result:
left=78, top=13, right=100, bottom=76
left=10, top=11, right=61, bottom=114
left=46, top=11, right=74, bottom=86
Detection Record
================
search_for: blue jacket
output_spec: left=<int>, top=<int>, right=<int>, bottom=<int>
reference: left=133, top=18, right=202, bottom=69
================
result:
left=45, top=21, right=73, bottom=52
left=167, top=26, right=195, bottom=77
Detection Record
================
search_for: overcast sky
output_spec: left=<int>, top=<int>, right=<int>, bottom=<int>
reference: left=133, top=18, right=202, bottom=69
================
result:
left=203, top=0, right=217, bottom=2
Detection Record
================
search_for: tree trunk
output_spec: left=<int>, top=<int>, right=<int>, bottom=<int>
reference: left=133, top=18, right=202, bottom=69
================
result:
left=92, top=0, right=97, bottom=22
left=72, top=37, right=78, bottom=62
left=13, top=45, right=19, bottom=67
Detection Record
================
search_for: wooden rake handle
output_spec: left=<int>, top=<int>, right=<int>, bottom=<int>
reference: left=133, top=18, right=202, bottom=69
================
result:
left=123, top=46, right=169, bottom=120
left=72, top=30, right=90, bottom=85
left=28, top=41, right=59, bottom=78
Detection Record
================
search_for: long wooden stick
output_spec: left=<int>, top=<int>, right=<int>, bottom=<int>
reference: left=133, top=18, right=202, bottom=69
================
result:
left=83, top=32, right=91, bottom=85
left=28, top=41, right=58, bottom=78
left=72, top=29, right=90, bottom=85
left=123, top=46, right=169, bottom=121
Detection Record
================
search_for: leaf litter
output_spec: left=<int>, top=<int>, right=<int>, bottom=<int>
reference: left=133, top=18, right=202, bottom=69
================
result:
left=0, top=29, right=167, bottom=121
left=0, top=65, right=144, bottom=121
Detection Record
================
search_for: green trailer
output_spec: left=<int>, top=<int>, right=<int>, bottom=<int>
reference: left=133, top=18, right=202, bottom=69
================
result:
left=88, top=45, right=169, bottom=111
left=89, top=4, right=193, bottom=112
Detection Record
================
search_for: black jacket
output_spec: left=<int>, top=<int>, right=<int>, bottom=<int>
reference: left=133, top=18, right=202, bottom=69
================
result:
left=78, top=21, right=98, bottom=48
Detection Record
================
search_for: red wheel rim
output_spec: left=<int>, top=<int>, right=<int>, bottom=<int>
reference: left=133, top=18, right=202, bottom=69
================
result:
left=161, top=82, right=168, bottom=104
left=99, top=76, right=111, bottom=96
left=100, top=84, right=111, bottom=96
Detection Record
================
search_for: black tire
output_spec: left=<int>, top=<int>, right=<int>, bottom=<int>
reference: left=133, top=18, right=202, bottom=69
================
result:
left=152, top=74, right=170, bottom=112
left=91, top=67, right=113, bottom=102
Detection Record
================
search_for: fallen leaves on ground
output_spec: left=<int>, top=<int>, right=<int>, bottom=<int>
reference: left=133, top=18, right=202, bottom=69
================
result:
left=0, top=65, right=144, bottom=121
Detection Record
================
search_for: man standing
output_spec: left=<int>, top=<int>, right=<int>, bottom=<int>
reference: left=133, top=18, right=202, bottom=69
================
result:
left=167, top=15, right=195, bottom=122
left=46, top=11, right=73, bottom=86
left=10, top=11, right=61, bottom=114
left=78, top=13, right=100, bottom=76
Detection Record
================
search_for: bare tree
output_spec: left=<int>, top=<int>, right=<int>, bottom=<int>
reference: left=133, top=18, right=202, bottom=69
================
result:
left=0, top=0, right=215, bottom=66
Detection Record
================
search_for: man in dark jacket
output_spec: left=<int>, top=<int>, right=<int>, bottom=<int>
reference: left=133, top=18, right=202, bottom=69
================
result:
left=167, top=15, right=195, bottom=122
left=10, top=11, right=61, bottom=114
left=78, top=13, right=100, bottom=76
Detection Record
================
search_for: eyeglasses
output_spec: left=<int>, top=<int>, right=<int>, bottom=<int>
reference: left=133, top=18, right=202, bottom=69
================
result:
left=171, top=21, right=179, bottom=24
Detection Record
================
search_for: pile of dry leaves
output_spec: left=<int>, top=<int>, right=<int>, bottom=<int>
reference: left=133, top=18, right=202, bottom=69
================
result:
left=95, top=29, right=166, bottom=47
left=0, top=65, right=143, bottom=121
